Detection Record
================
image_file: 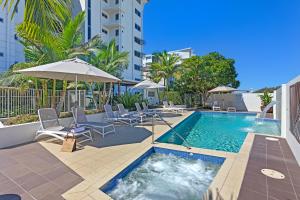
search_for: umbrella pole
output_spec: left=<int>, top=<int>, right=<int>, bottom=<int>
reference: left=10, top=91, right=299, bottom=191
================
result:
left=75, top=75, right=78, bottom=108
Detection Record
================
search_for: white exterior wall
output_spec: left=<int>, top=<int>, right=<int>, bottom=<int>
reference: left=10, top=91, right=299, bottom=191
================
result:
left=0, top=1, right=25, bottom=72
left=281, top=76, right=300, bottom=165
left=142, top=48, right=194, bottom=80
left=84, top=0, right=147, bottom=82
left=207, top=93, right=263, bottom=112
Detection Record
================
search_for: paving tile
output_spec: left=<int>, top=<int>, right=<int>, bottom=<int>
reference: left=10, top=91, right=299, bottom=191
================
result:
left=51, top=172, right=83, bottom=192
left=238, top=188, right=267, bottom=200
left=29, top=182, right=60, bottom=199
left=20, top=173, right=48, bottom=191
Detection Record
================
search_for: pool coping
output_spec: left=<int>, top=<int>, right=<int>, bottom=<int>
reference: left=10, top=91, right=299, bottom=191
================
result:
left=59, top=111, right=275, bottom=199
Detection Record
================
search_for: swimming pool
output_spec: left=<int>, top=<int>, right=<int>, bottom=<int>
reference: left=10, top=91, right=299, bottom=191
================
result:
left=157, top=112, right=281, bottom=153
left=101, top=147, right=224, bottom=200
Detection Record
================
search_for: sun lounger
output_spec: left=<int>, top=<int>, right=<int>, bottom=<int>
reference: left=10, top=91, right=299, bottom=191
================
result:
left=72, top=107, right=115, bottom=138
left=135, top=102, right=155, bottom=117
left=169, top=101, right=186, bottom=111
left=212, top=106, right=221, bottom=111
left=117, top=103, right=145, bottom=123
left=163, top=101, right=184, bottom=112
left=36, top=108, right=93, bottom=143
left=104, top=104, right=138, bottom=126
left=227, top=107, right=237, bottom=112
left=142, top=102, right=159, bottom=114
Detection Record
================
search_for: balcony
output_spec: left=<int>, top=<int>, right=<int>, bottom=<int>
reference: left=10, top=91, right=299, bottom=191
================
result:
left=102, top=2, right=124, bottom=14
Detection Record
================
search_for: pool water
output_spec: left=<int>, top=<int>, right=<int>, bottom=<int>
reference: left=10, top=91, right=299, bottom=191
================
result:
left=106, top=151, right=221, bottom=200
left=157, top=112, right=281, bottom=153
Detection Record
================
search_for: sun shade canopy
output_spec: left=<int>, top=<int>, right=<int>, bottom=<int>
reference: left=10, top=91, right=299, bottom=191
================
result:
left=208, top=86, right=238, bottom=93
left=16, top=58, right=120, bottom=83
left=132, top=79, right=165, bottom=89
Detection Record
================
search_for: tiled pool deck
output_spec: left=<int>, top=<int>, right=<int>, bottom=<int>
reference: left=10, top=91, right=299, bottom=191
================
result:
left=0, top=111, right=299, bottom=200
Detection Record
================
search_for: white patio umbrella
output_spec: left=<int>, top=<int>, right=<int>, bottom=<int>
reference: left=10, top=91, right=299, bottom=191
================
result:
left=208, top=86, right=237, bottom=93
left=16, top=58, right=120, bottom=105
left=132, top=79, right=165, bottom=89
left=208, top=86, right=238, bottom=109
left=132, top=80, right=165, bottom=105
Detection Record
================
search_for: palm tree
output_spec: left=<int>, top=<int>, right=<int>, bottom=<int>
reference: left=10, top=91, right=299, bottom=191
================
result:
left=9, top=11, right=102, bottom=111
left=89, top=39, right=129, bottom=109
left=1, top=0, right=71, bottom=36
left=149, top=51, right=181, bottom=90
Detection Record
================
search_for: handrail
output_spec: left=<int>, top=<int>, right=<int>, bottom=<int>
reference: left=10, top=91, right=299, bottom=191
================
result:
left=152, top=113, right=191, bottom=149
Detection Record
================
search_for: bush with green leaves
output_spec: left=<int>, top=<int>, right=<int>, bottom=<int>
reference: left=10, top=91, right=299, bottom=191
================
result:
left=259, top=91, right=272, bottom=107
left=159, top=91, right=183, bottom=105
left=114, top=92, right=144, bottom=110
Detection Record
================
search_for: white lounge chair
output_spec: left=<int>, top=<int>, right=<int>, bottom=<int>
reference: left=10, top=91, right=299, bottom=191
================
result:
left=117, top=103, right=145, bottom=123
left=72, top=107, right=115, bottom=138
left=163, top=101, right=183, bottom=113
left=142, top=102, right=158, bottom=114
left=212, top=101, right=221, bottom=111
left=36, top=108, right=93, bottom=143
left=227, top=107, right=237, bottom=112
left=135, top=102, right=154, bottom=117
left=104, top=104, right=138, bottom=126
left=169, top=101, right=186, bottom=111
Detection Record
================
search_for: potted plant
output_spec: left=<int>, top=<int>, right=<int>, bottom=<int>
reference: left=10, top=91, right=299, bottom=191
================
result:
left=259, top=91, right=273, bottom=113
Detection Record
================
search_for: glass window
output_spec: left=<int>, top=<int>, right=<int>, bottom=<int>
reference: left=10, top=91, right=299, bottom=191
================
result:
left=136, top=0, right=141, bottom=4
left=115, top=0, right=119, bottom=4
left=0, top=18, right=3, bottom=22
left=102, top=12, right=108, bottom=19
left=135, top=23, right=141, bottom=32
left=102, top=29, right=108, bottom=34
left=134, top=51, right=142, bottom=58
left=135, top=8, right=141, bottom=17
left=115, top=29, right=119, bottom=36
left=134, top=64, right=141, bottom=71
left=0, top=52, right=4, bottom=57
left=115, top=13, right=119, bottom=20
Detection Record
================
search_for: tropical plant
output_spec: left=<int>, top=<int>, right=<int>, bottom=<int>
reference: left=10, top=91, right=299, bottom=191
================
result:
left=89, top=39, right=129, bottom=110
left=1, top=0, right=71, bottom=37
left=149, top=51, right=181, bottom=90
left=259, top=91, right=272, bottom=107
left=4, top=11, right=102, bottom=111
left=115, top=93, right=143, bottom=110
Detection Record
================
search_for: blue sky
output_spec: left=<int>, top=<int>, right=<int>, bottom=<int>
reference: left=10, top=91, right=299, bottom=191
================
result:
left=143, top=0, right=300, bottom=90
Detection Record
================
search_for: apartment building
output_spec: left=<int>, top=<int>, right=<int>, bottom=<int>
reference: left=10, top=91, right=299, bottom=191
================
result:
left=0, top=1, right=25, bottom=72
left=142, top=48, right=194, bottom=80
left=79, top=0, right=148, bottom=83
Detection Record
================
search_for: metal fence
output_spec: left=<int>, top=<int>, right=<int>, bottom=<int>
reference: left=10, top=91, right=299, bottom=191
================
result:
left=0, top=87, right=86, bottom=118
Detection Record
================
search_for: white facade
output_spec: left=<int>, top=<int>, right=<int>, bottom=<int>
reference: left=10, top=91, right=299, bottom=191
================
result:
left=78, top=0, right=148, bottom=82
left=142, top=48, right=194, bottom=80
left=0, top=2, right=25, bottom=72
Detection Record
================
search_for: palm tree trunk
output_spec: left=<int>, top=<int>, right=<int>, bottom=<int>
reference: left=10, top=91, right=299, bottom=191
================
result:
left=106, top=82, right=113, bottom=105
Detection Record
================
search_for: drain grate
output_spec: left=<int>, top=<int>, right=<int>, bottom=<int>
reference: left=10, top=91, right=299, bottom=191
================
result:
left=265, top=137, right=279, bottom=141
left=261, top=169, right=285, bottom=179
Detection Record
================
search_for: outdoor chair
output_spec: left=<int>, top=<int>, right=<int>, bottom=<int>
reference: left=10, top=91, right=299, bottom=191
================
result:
left=212, top=101, right=221, bottom=111
left=163, top=101, right=183, bottom=113
left=135, top=102, right=155, bottom=117
left=104, top=104, right=138, bottom=126
left=72, top=107, right=115, bottom=138
left=169, top=101, right=186, bottom=112
left=117, top=103, right=145, bottom=123
left=36, top=108, right=93, bottom=143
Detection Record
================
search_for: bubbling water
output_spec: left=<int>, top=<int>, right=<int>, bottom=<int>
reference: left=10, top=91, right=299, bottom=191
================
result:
left=107, top=153, right=221, bottom=200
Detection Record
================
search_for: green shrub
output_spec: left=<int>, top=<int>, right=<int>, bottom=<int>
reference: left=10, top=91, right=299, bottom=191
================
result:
left=159, top=91, right=183, bottom=104
left=4, top=114, right=39, bottom=125
left=114, top=92, right=144, bottom=110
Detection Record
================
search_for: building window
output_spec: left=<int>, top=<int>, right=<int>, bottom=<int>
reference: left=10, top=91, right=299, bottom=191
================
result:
left=134, top=37, right=143, bottom=45
left=102, top=12, right=108, bottom=19
left=14, top=34, right=18, bottom=40
left=116, top=45, right=119, bottom=51
left=134, top=50, right=142, bottom=58
left=0, top=18, right=3, bottom=22
left=115, top=29, right=119, bottom=36
left=136, top=0, right=141, bottom=4
left=0, top=52, right=3, bottom=57
left=134, top=64, right=141, bottom=71
left=135, top=78, right=141, bottom=81
left=103, top=0, right=108, bottom=3
left=135, top=9, right=141, bottom=17
left=115, top=13, right=119, bottom=20
left=87, top=0, right=91, bottom=39
left=135, top=23, right=141, bottom=32
left=102, top=29, right=108, bottom=34
left=115, top=0, right=119, bottom=4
